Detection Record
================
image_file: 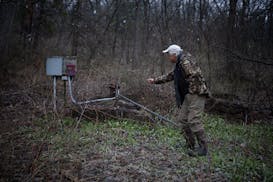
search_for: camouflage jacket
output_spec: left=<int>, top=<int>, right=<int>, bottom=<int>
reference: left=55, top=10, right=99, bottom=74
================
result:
left=154, top=52, right=209, bottom=96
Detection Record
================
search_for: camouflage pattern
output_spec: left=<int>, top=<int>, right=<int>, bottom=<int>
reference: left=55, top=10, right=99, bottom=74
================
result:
left=154, top=52, right=209, bottom=96
left=153, top=71, right=174, bottom=84
left=153, top=51, right=208, bottom=149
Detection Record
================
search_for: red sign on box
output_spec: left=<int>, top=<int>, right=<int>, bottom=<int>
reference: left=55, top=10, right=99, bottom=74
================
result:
left=66, top=64, right=76, bottom=76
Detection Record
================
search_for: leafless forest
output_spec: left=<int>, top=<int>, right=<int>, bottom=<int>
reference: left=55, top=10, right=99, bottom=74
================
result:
left=1, top=0, right=273, bottom=111
left=0, top=0, right=273, bottom=180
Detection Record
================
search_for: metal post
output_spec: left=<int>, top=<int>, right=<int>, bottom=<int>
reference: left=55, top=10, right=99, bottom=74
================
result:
left=53, top=76, right=57, bottom=112
left=63, top=80, right=67, bottom=106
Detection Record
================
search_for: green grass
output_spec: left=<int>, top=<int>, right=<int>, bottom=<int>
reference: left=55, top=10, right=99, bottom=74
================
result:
left=204, top=115, right=273, bottom=181
left=24, top=114, right=273, bottom=181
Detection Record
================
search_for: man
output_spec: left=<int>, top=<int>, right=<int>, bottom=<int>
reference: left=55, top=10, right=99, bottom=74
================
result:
left=147, top=44, right=209, bottom=156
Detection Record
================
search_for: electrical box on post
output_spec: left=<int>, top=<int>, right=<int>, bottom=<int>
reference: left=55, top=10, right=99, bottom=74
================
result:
left=46, top=56, right=77, bottom=112
left=46, top=57, right=63, bottom=76
left=46, top=56, right=77, bottom=77
left=63, top=57, right=77, bottom=76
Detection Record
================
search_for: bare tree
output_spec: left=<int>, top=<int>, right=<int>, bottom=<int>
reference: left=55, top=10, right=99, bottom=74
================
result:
left=71, top=0, right=81, bottom=56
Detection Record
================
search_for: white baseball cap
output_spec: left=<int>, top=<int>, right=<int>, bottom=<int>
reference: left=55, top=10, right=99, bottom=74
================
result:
left=162, top=44, right=182, bottom=56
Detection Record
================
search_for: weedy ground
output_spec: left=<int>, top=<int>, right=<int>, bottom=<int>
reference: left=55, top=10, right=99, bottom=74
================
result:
left=12, top=114, right=273, bottom=181
left=1, top=60, right=273, bottom=181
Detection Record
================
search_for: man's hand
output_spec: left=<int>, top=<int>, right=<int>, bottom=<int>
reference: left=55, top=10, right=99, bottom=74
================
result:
left=147, top=78, right=155, bottom=84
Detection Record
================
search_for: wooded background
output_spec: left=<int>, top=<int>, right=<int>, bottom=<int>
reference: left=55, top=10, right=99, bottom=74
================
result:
left=0, top=0, right=272, bottom=113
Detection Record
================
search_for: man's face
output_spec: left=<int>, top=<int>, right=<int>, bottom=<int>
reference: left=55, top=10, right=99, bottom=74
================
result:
left=167, top=53, right=177, bottom=63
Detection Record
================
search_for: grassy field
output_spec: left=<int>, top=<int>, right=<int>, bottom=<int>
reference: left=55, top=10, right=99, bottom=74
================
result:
left=21, top=114, right=273, bottom=181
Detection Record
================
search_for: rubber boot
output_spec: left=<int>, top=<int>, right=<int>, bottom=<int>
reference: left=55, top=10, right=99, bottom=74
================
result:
left=175, top=127, right=195, bottom=149
left=195, top=130, right=208, bottom=156
left=183, top=126, right=195, bottom=150
left=188, top=130, right=208, bottom=157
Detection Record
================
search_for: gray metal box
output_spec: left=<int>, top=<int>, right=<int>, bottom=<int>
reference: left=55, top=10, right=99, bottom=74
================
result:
left=46, top=57, right=63, bottom=76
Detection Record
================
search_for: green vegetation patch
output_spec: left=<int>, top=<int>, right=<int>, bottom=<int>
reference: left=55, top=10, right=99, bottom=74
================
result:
left=204, top=115, right=273, bottom=181
left=22, top=114, right=273, bottom=181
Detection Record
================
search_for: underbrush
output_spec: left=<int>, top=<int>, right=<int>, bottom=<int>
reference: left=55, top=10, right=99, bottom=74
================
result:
left=22, top=114, right=273, bottom=181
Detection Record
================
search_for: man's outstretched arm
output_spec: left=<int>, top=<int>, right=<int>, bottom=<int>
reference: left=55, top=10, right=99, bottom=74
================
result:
left=147, top=71, right=174, bottom=84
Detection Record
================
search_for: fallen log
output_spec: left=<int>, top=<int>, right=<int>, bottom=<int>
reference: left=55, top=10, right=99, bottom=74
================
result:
left=205, top=97, right=273, bottom=123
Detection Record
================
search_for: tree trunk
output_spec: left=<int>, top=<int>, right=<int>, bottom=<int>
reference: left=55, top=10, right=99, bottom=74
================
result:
left=160, top=0, right=168, bottom=74
left=23, top=0, right=34, bottom=49
left=239, top=0, right=249, bottom=53
left=71, top=0, right=81, bottom=57
left=227, top=0, right=237, bottom=52
left=32, top=0, right=45, bottom=50
left=111, top=1, right=120, bottom=58
left=198, top=0, right=204, bottom=51
left=268, top=0, right=273, bottom=56
left=132, top=0, right=141, bottom=69
left=142, top=0, right=150, bottom=55
left=226, top=0, right=238, bottom=81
